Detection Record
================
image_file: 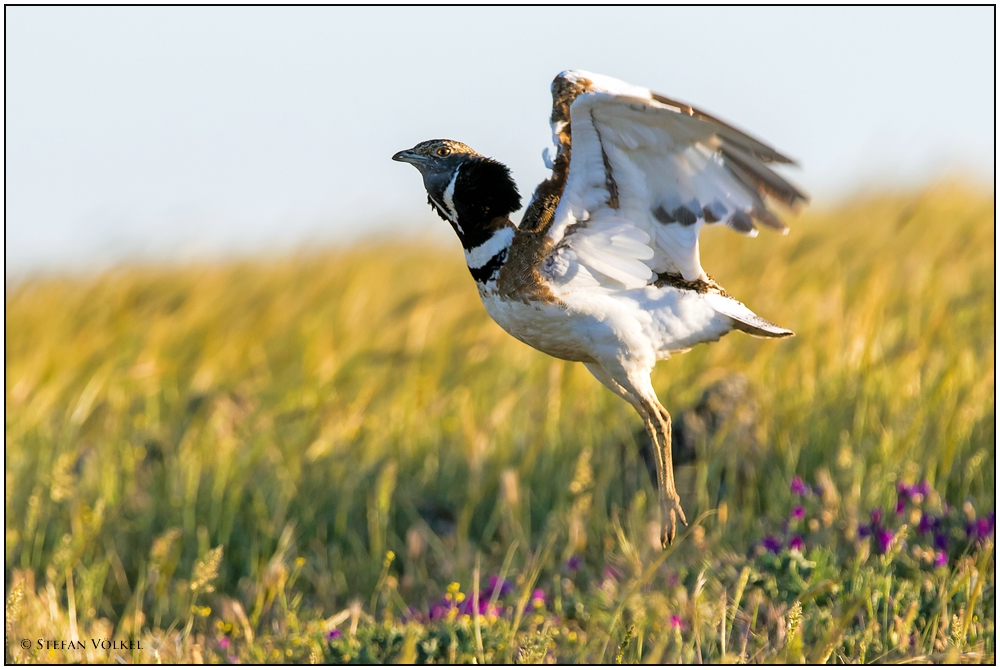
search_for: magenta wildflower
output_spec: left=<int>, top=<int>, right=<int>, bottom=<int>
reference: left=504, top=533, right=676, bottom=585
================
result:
left=763, top=535, right=782, bottom=553
left=603, top=565, right=623, bottom=581
left=790, top=476, right=810, bottom=496
left=429, top=601, right=452, bottom=620
left=916, top=480, right=931, bottom=496
left=525, top=588, right=547, bottom=613
left=218, top=636, right=230, bottom=650
left=974, top=513, right=995, bottom=539
left=791, top=506, right=805, bottom=520
left=896, top=481, right=918, bottom=513
left=858, top=506, right=898, bottom=553
left=789, top=535, right=804, bottom=552
left=328, top=629, right=341, bottom=640
left=488, top=575, right=513, bottom=597
left=875, top=529, right=895, bottom=554
left=459, top=596, right=500, bottom=617
left=934, top=551, right=948, bottom=567
left=965, top=514, right=994, bottom=544
left=669, top=614, right=684, bottom=629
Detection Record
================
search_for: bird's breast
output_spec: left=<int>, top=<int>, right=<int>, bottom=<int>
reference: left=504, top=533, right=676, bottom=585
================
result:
left=477, top=288, right=595, bottom=363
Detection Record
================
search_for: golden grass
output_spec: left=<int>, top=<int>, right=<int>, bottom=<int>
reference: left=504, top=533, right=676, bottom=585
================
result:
left=5, top=183, right=994, bottom=662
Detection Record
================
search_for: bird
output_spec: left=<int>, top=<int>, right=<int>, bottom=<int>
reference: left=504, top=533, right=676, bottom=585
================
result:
left=393, top=70, right=807, bottom=547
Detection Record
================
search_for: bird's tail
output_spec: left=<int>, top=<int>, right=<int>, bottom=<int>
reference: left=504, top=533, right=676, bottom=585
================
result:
left=703, top=293, right=794, bottom=339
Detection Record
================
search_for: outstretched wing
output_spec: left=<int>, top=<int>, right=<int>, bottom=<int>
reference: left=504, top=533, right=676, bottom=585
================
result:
left=537, top=70, right=807, bottom=289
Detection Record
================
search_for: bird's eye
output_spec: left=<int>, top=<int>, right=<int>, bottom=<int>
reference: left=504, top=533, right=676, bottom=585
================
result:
left=437, top=147, right=451, bottom=157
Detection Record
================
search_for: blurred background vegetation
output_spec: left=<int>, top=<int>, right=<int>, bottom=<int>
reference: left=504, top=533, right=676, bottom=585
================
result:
left=5, top=184, right=994, bottom=663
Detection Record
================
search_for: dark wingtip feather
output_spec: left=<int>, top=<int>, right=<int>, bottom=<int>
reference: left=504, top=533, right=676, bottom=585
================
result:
left=719, top=145, right=808, bottom=209
left=728, top=210, right=758, bottom=236
left=650, top=92, right=796, bottom=165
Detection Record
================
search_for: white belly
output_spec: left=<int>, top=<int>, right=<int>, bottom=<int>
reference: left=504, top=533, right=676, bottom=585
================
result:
left=478, top=288, right=596, bottom=362
left=478, top=282, right=735, bottom=366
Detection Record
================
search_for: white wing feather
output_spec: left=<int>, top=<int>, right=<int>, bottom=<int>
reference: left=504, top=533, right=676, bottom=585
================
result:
left=542, top=70, right=805, bottom=288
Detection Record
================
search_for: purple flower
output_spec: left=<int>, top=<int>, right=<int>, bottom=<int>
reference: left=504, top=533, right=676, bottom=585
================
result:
left=875, top=529, right=895, bottom=554
left=896, top=480, right=925, bottom=513
left=789, top=535, right=804, bottom=552
left=918, top=514, right=937, bottom=535
left=974, top=513, right=995, bottom=539
left=328, top=629, right=341, bottom=640
left=934, top=551, right=948, bottom=567
left=790, top=476, right=810, bottom=496
left=763, top=535, right=782, bottom=554
left=218, top=636, right=230, bottom=650
left=934, top=532, right=949, bottom=551
left=459, top=595, right=501, bottom=617
left=429, top=603, right=451, bottom=621
left=965, top=515, right=994, bottom=544
left=791, top=506, right=805, bottom=520
left=858, top=506, right=897, bottom=553
left=669, top=614, right=684, bottom=629
left=566, top=555, right=583, bottom=571
left=525, top=588, right=546, bottom=613
left=488, top=575, right=513, bottom=598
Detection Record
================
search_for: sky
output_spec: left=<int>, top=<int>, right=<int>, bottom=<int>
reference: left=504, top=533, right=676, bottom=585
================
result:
left=5, top=6, right=995, bottom=276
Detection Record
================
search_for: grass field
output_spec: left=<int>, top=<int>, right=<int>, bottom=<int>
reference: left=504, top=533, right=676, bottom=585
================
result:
left=5, top=184, right=995, bottom=663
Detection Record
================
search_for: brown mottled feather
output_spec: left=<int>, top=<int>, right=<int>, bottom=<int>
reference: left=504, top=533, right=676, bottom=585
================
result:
left=497, top=74, right=595, bottom=304
left=653, top=271, right=730, bottom=296
left=517, top=74, right=591, bottom=236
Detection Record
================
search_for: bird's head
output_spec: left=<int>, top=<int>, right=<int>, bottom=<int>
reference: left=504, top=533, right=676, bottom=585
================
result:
left=392, top=140, right=480, bottom=203
left=393, top=139, right=521, bottom=237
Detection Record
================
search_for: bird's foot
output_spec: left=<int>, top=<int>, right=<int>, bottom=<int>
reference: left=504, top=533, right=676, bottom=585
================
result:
left=659, top=496, right=688, bottom=548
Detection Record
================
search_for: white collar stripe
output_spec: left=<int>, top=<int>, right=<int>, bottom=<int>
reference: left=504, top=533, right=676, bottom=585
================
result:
left=465, top=227, right=515, bottom=269
left=442, top=167, right=461, bottom=224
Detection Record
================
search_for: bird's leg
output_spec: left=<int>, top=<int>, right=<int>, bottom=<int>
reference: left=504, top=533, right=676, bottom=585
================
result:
left=646, top=399, right=687, bottom=547
left=582, top=362, right=687, bottom=547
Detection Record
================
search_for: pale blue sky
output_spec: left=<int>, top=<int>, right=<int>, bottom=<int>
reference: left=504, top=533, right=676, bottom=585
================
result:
left=5, top=6, right=994, bottom=275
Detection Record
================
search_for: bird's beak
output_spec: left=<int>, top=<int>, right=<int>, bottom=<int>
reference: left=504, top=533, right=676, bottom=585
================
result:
left=392, top=149, right=425, bottom=165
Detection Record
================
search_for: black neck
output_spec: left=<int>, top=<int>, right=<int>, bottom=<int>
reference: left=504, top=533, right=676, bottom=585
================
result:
left=428, top=155, right=521, bottom=251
